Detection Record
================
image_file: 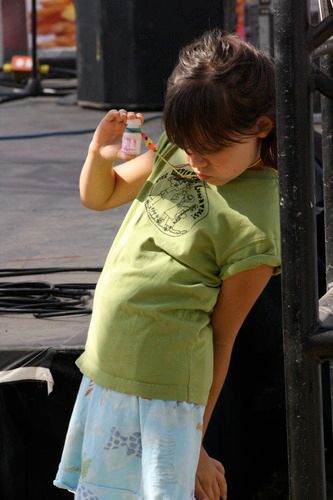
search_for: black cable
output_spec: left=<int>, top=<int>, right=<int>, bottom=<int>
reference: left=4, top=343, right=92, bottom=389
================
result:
left=0, top=114, right=163, bottom=141
left=35, top=309, right=92, bottom=318
left=0, top=268, right=99, bottom=318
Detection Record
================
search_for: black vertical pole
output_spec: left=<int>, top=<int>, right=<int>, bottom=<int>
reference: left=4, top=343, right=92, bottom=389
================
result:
left=31, top=0, right=38, bottom=81
left=319, top=0, right=333, bottom=454
left=320, top=4, right=333, bottom=290
left=26, top=0, right=43, bottom=96
left=273, top=0, right=327, bottom=498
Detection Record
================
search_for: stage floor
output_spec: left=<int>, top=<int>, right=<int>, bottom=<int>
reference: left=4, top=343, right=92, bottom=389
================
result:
left=0, top=89, right=163, bottom=351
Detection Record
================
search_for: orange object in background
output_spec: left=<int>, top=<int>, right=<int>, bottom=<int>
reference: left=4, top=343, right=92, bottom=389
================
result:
left=10, top=55, right=33, bottom=71
left=27, top=0, right=76, bottom=49
left=235, top=0, right=246, bottom=41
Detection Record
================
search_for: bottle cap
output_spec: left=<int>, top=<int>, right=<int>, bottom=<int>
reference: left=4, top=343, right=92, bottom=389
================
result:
left=126, top=118, right=141, bottom=129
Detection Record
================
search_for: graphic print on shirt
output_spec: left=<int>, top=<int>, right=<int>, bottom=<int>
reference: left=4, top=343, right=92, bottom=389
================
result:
left=145, top=167, right=209, bottom=236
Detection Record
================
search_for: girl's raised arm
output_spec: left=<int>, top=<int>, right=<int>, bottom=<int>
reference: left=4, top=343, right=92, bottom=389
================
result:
left=79, top=109, right=155, bottom=211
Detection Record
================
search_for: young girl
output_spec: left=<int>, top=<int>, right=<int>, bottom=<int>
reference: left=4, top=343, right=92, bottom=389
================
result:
left=54, top=30, right=280, bottom=500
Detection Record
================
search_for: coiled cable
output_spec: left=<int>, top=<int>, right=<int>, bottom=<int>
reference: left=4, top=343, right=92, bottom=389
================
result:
left=0, top=267, right=101, bottom=318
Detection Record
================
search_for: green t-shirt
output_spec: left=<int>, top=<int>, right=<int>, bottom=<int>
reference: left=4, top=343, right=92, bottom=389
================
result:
left=76, top=134, right=281, bottom=405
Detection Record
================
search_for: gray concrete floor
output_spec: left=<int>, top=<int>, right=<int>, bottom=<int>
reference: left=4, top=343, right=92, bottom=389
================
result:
left=0, top=88, right=163, bottom=350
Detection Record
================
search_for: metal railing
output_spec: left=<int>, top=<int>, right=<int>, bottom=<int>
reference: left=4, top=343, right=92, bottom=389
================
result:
left=273, top=0, right=333, bottom=497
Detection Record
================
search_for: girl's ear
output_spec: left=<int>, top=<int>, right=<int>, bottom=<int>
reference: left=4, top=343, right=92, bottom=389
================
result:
left=256, top=116, right=274, bottom=138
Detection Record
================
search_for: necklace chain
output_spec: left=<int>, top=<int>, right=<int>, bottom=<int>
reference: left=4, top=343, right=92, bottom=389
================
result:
left=141, top=132, right=264, bottom=180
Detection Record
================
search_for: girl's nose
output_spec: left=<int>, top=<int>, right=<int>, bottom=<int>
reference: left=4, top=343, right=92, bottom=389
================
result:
left=187, top=152, right=209, bottom=169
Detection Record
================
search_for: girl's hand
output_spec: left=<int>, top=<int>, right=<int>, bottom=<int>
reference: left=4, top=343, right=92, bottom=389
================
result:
left=89, top=109, right=143, bottom=162
left=195, top=447, right=227, bottom=500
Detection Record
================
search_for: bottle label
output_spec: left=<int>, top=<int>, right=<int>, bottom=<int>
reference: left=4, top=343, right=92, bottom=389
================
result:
left=121, top=132, right=142, bottom=155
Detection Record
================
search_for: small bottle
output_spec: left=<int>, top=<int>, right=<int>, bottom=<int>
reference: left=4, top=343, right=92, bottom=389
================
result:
left=121, top=118, right=142, bottom=156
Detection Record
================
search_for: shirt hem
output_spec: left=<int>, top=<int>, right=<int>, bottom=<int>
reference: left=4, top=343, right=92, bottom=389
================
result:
left=76, top=356, right=207, bottom=406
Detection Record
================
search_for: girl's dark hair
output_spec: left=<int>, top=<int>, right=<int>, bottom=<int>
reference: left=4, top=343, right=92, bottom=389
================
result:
left=163, top=29, right=276, bottom=167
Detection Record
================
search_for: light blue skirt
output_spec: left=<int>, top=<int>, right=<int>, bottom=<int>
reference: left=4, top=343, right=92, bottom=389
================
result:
left=54, top=376, right=204, bottom=499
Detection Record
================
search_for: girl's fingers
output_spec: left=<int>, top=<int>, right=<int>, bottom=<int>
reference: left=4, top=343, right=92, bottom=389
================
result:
left=104, top=109, right=127, bottom=123
left=124, top=110, right=144, bottom=126
left=213, top=482, right=221, bottom=500
left=195, top=478, right=209, bottom=500
left=214, top=460, right=225, bottom=475
left=91, top=109, right=144, bottom=155
left=104, top=109, right=143, bottom=125
left=217, top=472, right=228, bottom=500
left=135, top=112, right=144, bottom=124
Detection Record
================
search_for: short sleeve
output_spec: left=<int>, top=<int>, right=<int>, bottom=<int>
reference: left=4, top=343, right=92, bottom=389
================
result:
left=219, top=237, right=281, bottom=281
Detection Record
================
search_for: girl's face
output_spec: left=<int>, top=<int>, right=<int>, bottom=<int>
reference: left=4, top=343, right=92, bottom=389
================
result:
left=185, top=116, right=274, bottom=185
left=186, top=136, right=262, bottom=186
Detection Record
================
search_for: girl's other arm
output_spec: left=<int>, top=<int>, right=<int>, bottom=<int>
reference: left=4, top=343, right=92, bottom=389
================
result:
left=195, top=264, right=274, bottom=500
left=204, top=264, right=274, bottom=434
left=79, top=109, right=155, bottom=211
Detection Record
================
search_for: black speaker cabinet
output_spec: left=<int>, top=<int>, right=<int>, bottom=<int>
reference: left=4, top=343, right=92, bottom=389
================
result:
left=75, top=0, right=226, bottom=110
